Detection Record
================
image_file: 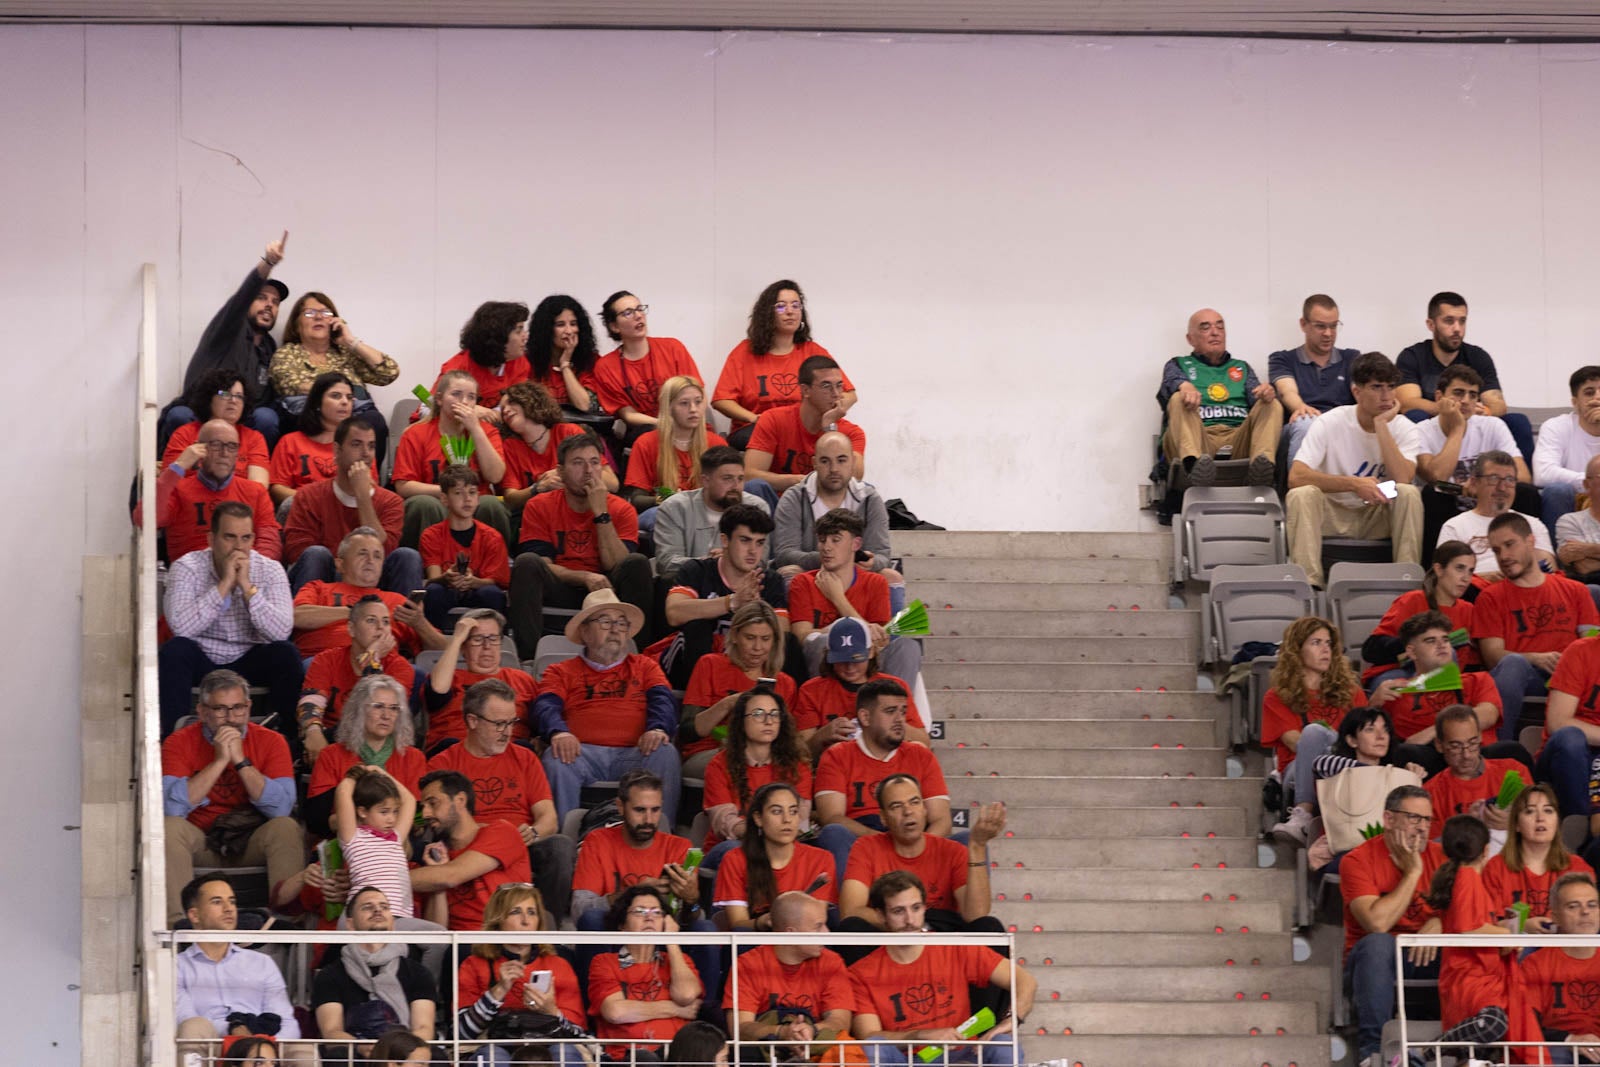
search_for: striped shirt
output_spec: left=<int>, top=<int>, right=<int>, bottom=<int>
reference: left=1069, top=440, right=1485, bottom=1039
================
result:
left=342, top=826, right=414, bottom=917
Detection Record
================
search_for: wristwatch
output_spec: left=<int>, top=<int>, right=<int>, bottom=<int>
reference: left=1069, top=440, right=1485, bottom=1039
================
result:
left=233, top=758, right=254, bottom=772
left=593, top=513, right=613, bottom=525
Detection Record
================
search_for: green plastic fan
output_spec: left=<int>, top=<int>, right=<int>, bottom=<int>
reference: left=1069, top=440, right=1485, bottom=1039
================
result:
left=1397, top=662, right=1462, bottom=694
left=1496, top=769, right=1527, bottom=810
left=1359, top=822, right=1385, bottom=840
left=886, top=599, right=930, bottom=637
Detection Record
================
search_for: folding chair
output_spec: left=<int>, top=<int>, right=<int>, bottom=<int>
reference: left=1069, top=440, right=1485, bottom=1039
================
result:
left=1173, top=486, right=1286, bottom=584
left=1325, top=561, right=1426, bottom=664
left=385, top=397, right=420, bottom=481
left=1204, top=563, right=1318, bottom=667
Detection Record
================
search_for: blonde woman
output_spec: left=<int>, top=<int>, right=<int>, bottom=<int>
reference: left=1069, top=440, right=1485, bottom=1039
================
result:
left=623, top=376, right=726, bottom=522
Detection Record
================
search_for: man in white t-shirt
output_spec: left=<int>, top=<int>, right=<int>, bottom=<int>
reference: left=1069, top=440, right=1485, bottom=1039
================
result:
left=1439, top=451, right=1554, bottom=579
left=1555, top=454, right=1600, bottom=581
left=1286, top=352, right=1424, bottom=587
left=1534, top=366, right=1600, bottom=538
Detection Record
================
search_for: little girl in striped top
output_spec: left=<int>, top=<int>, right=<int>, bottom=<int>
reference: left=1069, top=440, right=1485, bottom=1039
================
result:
left=334, top=764, right=415, bottom=917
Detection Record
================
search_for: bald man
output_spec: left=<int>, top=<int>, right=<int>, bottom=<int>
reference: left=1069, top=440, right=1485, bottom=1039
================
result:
left=1554, top=454, right=1600, bottom=579
left=773, top=430, right=896, bottom=580
left=1157, top=309, right=1281, bottom=486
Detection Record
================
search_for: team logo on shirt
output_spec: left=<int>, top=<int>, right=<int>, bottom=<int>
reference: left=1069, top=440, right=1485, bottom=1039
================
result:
left=1206, top=383, right=1230, bottom=401
left=765, top=992, right=818, bottom=1016
left=1556, top=979, right=1600, bottom=1010
left=769, top=373, right=799, bottom=398
left=584, top=676, right=632, bottom=701
left=473, top=775, right=510, bottom=807
left=624, top=975, right=667, bottom=1001
left=566, top=531, right=594, bottom=556
left=887, top=981, right=951, bottom=1023
left=1227, top=365, right=1244, bottom=382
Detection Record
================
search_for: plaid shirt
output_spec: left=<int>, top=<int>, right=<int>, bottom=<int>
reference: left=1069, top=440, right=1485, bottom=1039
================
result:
left=164, top=548, right=293, bottom=663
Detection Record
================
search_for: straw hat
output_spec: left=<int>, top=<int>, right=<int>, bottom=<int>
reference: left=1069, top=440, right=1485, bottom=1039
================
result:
left=564, top=588, right=646, bottom=644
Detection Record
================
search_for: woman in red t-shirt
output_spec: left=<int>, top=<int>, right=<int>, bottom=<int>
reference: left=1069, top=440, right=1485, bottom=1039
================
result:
left=528, top=295, right=603, bottom=413
left=499, top=381, right=617, bottom=513
left=623, top=376, right=727, bottom=514
left=1264, top=616, right=1402, bottom=845
left=1362, top=540, right=1480, bottom=685
left=712, top=782, right=836, bottom=932
left=701, top=687, right=812, bottom=861
left=1484, top=784, right=1594, bottom=924
left=437, top=301, right=532, bottom=411
left=680, top=602, right=791, bottom=775
left=269, top=371, right=355, bottom=507
left=456, top=883, right=587, bottom=1045
left=162, top=369, right=272, bottom=487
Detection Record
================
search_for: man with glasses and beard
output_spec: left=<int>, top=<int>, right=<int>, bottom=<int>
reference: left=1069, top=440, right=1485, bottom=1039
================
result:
left=653, top=444, right=770, bottom=580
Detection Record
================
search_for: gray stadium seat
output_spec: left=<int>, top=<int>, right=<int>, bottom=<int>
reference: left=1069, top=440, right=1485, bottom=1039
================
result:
left=1203, top=563, right=1317, bottom=666
left=1325, top=561, right=1425, bottom=664
left=385, top=397, right=420, bottom=480
left=1173, top=486, right=1286, bottom=584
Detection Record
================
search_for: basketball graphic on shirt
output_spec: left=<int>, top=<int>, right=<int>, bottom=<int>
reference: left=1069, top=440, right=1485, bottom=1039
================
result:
left=213, top=774, right=246, bottom=806
left=567, top=531, right=594, bottom=556
left=1527, top=604, right=1559, bottom=630
left=587, top=675, right=631, bottom=701
left=769, top=373, right=799, bottom=398
left=625, top=975, right=666, bottom=1001
left=904, top=982, right=943, bottom=1017
left=1206, top=382, right=1230, bottom=402
left=474, top=776, right=506, bottom=806
left=767, top=992, right=818, bottom=1017
left=1567, top=979, right=1600, bottom=1010
left=1227, top=365, right=1244, bottom=382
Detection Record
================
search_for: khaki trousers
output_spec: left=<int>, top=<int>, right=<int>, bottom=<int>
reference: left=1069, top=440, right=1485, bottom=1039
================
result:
left=165, top=815, right=304, bottom=924
left=1163, top=394, right=1282, bottom=462
left=1286, top=483, right=1423, bottom=587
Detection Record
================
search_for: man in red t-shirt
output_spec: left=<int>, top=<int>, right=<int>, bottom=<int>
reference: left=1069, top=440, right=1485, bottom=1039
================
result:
left=790, top=509, right=922, bottom=687
left=291, top=527, right=444, bottom=656
left=391, top=369, right=512, bottom=550
left=507, top=433, right=652, bottom=660
left=1539, top=634, right=1600, bottom=827
left=1340, top=784, right=1447, bottom=1063
left=533, top=591, right=682, bottom=824
left=420, top=610, right=538, bottom=751
left=814, top=678, right=952, bottom=882
left=1474, top=512, right=1600, bottom=741
left=282, top=417, right=418, bottom=595
left=427, top=677, right=575, bottom=924
left=571, top=771, right=701, bottom=930
left=410, top=769, right=532, bottom=930
left=140, top=418, right=282, bottom=561
left=724, top=892, right=854, bottom=1046
left=1523, top=873, right=1600, bottom=1048
left=296, top=593, right=416, bottom=764
left=849, top=871, right=1036, bottom=1066
left=746, top=355, right=866, bottom=497
left=161, top=669, right=302, bottom=924
left=1422, top=705, right=1525, bottom=839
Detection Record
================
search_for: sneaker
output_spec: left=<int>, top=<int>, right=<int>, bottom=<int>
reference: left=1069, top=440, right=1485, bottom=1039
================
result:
left=1189, top=454, right=1217, bottom=487
left=1248, top=454, right=1275, bottom=486
left=1270, top=805, right=1314, bottom=847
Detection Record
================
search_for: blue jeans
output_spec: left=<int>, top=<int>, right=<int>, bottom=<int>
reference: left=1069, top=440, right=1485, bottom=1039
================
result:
left=1490, top=653, right=1549, bottom=741
left=744, top=478, right=780, bottom=512
left=1537, top=725, right=1597, bottom=821
left=1346, top=930, right=1440, bottom=1061
left=1544, top=482, right=1579, bottom=545
left=423, top=580, right=508, bottom=632
left=286, top=544, right=424, bottom=597
left=542, top=743, right=682, bottom=825
left=865, top=1034, right=1020, bottom=1067
left=1287, top=722, right=1337, bottom=809
left=1284, top=414, right=1316, bottom=468
left=637, top=505, right=658, bottom=534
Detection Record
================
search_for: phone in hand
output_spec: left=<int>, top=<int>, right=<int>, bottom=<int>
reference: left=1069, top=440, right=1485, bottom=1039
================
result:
left=408, top=589, right=427, bottom=604
left=455, top=552, right=470, bottom=574
left=529, top=970, right=553, bottom=994
left=1376, top=480, right=1398, bottom=500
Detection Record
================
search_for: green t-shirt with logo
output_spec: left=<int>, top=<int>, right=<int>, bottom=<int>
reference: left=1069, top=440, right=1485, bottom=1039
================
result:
left=1177, top=355, right=1250, bottom=427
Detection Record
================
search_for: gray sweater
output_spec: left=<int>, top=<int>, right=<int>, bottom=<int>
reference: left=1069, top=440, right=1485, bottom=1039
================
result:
left=652, top=489, right=771, bottom=580
left=772, top=474, right=892, bottom=570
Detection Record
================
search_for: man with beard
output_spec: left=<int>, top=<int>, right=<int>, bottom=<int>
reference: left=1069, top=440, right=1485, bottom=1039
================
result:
left=1523, top=873, right=1600, bottom=1056
left=1420, top=705, right=1523, bottom=839
left=310, top=887, right=437, bottom=1062
left=1437, top=451, right=1552, bottom=578
left=813, top=679, right=952, bottom=881
left=1397, top=291, right=1532, bottom=461
left=652, top=445, right=770, bottom=580
left=773, top=430, right=897, bottom=577
left=570, top=771, right=700, bottom=929
left=409, top=769, right=531, bottom=930
left=725, top=892, right=853, bottom=1048
left=662, top=504, right=789, bottom=686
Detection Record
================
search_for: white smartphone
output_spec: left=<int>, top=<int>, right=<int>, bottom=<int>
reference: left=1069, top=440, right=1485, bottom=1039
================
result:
left=530, top=970, right=553, bottom=994
left=1376, top=480, right=1398, bottom=500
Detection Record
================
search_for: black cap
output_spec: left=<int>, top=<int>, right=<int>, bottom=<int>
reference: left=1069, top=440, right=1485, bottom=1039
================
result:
left=262, top=278, right=289, bottom=301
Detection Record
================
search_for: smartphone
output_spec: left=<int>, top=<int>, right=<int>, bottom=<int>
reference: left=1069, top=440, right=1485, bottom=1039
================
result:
left=455, top=552, right=470, bottom=574
left=408, top=589, right=427, bottom=604
left=1376, top=480, right=1398, bottom=500
left=529, top=971, right=553, bottom=994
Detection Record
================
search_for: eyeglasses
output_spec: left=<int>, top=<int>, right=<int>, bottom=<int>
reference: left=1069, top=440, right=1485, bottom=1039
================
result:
left=1306, top=321, right=1342, bottom=333
left=301, top=308, right=336, bottom=320
left=587, top=616, right=631, bottom=631
left=469, top=714, right=519, bottom=733
left=808, top=379, right=846, bottom=393
left=204, top=702, right=252, bottom=715
left=627, top=907, right=665, bottom=918
left=745, top=709, right=783, bottom=722
left=214, top=389, right=246, bottom=400
left=367, top=702, right=404, bottom=714
left=1390, top=811, right=1430, bottom=827
left=774, top=301, right=804, bottom=313
left=616, top=305, right=649, bottom=320
left=1475, top=474, right=1517, bottom=487
left=203, top=441, right=241, bottom=454
left=1442, top=738, right=1481, bottom=755
left=465, top=634, right=503, bottom=647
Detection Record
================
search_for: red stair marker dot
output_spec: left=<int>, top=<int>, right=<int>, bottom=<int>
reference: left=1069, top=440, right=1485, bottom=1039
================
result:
left=1015, top=861, right=1024, bottom=868
left=1228, top=894, right=1238, bottom=901
left=1261, top=993, right=1271, bottom=1000
left=1187, top=772, right=1196, bottom=778
left=1214, top=926, right=1225, bottom=934
left=1023, top=893, right=1034, bottom=901
left=1157, top=685, right=1166, bottom=691
left=1249, top=1027, right=1260, bottom=1036
left=1007, top=924, right=1017, bottom=932
left=1050, top=991, right=1060, bottom=1001
left=1207, top=832, right=1217, bottom=838
left=1061, top=1027, right=1073, bottom=1035
left=1032, top=924, right=1043, bottom=932
left=1036, top=1028, right=1047, bottom=1037
left=1176, top=743, right=1186, bottom=749
left=1195, top=801, right=1206, bottom=807
left=956, top=742, right=967, bottom=748
left=1240, top=926, right=1250, bottom=933
left=996, top=893, right=1006, bottom=901
left=1130, top=605, right=1141, bottom=610
left=1235, top=992, right=1244, bottom=1000
left=1202, top=893, right=1212, bottom=901
left=1275, top=1028, right=1286, bottom=1036
left=1151, top=742, right=1161, bottom=748
left=1250, top=958, right=1262, bottom=965
left=1042, top=956, right=1053, bottom=965
left=1192, top=863, right=1202, bottom=868
left=1170, top=801, right=1180, bottom=807
left=1004, top=830, right=1014, bottom=837
left=1181, top=832, right=1191, bottom=838
left=1225, top=959, right=1235, bottom=966
left=1141, top=713, right=1151, bottom=720
left=1218, top=862, right=1228, bottom=869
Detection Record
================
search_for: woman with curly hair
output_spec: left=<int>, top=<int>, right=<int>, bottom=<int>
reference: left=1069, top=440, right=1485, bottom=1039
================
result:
left=700, top=687, right=812, bottom=869
left=711, top=782, right=834, bottom=932
left=1264, top=616, right=1403, bottom=844
left=622, top=376, right=727, bottom=517
left=712, top=280, right=856, bottom=449
left=439, top=301, right=532, bottom=409
left=498, top=380, right=617, bottom=510
left=527, top=294, right=602, bottom=413
left=161, top=368, right=272, bottom=486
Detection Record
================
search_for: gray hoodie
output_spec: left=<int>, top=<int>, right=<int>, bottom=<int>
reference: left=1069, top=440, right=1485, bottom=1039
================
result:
left=772, top=472, right=892, bottom=571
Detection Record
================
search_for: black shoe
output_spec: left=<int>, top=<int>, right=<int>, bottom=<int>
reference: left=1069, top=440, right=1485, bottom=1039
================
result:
left=1248, top=455, right=1275, bottom=486
left=1190, top=454, right=1217, bottom=487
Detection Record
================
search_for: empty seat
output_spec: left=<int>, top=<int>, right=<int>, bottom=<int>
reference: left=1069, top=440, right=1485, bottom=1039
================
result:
left=1204, top=563, right=1318, bottom=666
left=1174, top=486, right=1286, bottom=584
left=1325, top=561, right=1425, bottom=663
left=385, top=397, right=420, bottom=480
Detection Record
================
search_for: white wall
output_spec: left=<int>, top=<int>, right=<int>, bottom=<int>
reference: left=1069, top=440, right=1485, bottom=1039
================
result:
left=5, top=24, right=1600, bottom=1059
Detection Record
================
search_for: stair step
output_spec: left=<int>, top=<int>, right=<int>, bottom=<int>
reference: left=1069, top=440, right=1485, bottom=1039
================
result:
left=941, top=719, right=1221, bottom=749
left=930, top=608, right=1199, bottom=638
left=988, top=866, right=1294, bottom=902
left=1023, top=1033, right=1331, bottom=1067
left=924, top=662, right=1196, bottom=690
left=906, top=556, right=1168, bottom=583
left=951, top=776, right=1261, bottom=817
left=1028, top=998, right=1317, bottom=1035
left=986, top=836, right=1261, bottom=869
left=1033, top=963, right=1327, bottom=1007
left=942, top=747, right=1228, bottom=777
left=913, top=581, right=1170, bottom=610
left=1015, top=930, right=1295, bottom=966
left=993, top=899, right=1286, bottom=933
left=896, top=530, right=1169, bottom=560
left=978, top=804, right=1247, bottom=838
left=922, top=635, right=1195, bottom=663
left=936, top=689, right=1222, bottom=719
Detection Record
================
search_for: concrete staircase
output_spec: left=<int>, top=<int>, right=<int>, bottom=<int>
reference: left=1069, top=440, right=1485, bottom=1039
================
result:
left=899, top=530, right=1332, bottom=1067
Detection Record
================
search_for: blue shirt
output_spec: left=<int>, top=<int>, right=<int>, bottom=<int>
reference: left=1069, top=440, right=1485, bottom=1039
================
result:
left=1267, top=345, right=1359, bottom=413
left=175, top=942, right=302, bottom=1039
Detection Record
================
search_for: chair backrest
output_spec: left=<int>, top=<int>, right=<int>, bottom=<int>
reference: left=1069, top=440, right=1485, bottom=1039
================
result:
left=1325, top=562, right=1426, bottom=661
left=533, top=634, right=583, bottom=679
left=385, top=397, right=420, bottom=479
left=1207, top=563, right=1317, bottom=665
left=1176, top=487, right=1286, bottom=583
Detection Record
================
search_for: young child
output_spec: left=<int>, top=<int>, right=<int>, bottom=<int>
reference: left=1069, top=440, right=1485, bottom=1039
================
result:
left=1425, top=814, right=1545, bottom=1062
left=418, top=464, right=511, bottom=631
left=333, top=764, right=416, bottom=918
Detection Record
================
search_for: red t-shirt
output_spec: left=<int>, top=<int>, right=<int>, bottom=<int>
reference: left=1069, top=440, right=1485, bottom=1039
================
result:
left=1547, top=637, right=1600, bottom=737
left=392, top=420, right=506, bottom=495
left=792, top=673, right=925, bottom=734
left=814, top=738, right=949, bottom=820
left=712, top=340, right=853, bottom=430
left=291, top=582, right=419, bottom=656
left=1380, top=671, right=1503, bottom=742
left=439, top=350, right=531, bottom=409
left=712, top=842, right=837, bottom=913
left=1363, top=589, right=1480, bottom=681
left=500, top=423, right=612, bottom=492
left=161, top=723, right=294, bottom=832
left=1524, top=946, right=1600, bottom=1037
left=849, top=944, right=1002, bottom=1033
left=788, top=567, right=891, bottom=630
left=307, top=743, right=429, bottom=800
left=747, top=404, right=866, bottom=476
left=163, top=421, right=270, bottom=478
left=427, top=742, right=553, bottom=826
left=571, top=824, right=691, bottom=898
left=700, top=752, right=813, bottom=849
left=681, top=654, right=799, bottom=759
left=440, top=819, right=532, bottom=930
left=623, top=429, right=729, bottom=492
left=1471, top=574, right=1598, bottom=656
left=1483, top=853, right=1595, bottom=919
left=722, top=944, right=854, bottom=1021
left=1424, top=759, right=1524, bottom=839
left=1339, top=833, right=1446, bottom=957
left=537, top=655, right=668, bottom=748
left=842, top=833, right=970, bottom=913
left=1438, top=865, right=1506, bottom=1030
left=282, top=478, right=404, bottom=562
left=300, top=646, right=416, bottom=733
left=535, top=366, right=601, bottom=411
left=268, top=431, right=341, bottom=492
left=426, top=666, right=538, bottom=750
left=588, top=951, right=700, bottom=1057
left=458, top=952, right=585, bottom=1027
left=1259, top=686, right=1368, bottom=775
left=592, top=338, right=702, bottom=416
left=518, top=491, right=639, bottom=567
left=419, top=520, right=511, bottom=587
left=156, top=472, right=281, bottom=561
